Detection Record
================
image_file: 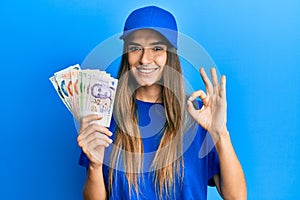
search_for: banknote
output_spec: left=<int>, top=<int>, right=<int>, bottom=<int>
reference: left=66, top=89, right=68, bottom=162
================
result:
left=52, top=64, right=80, bottom=114
left=70, top=69, right=80, bottom=120
left=84, top=71, right=118, bottom=127
left=49, top=64, right=118, bottom=127
left=49, top=76, right=71, bottom=112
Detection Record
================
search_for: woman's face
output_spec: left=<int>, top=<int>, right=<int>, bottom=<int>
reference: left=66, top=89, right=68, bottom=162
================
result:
left=126, top=29, right=168, bottom=87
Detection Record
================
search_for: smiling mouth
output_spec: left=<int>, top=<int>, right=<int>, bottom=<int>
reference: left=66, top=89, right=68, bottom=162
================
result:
left=136, top=66, right=158, bottom=74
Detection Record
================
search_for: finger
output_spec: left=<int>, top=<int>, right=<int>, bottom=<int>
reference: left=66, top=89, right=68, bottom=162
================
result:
left=187, top=99, right=199, bottom=120
left=78, top=133, right=112, bottom=150
left=78, top=124, right=112, bottom=142
left=210, top=68, right=219, bottom=89
left=219, top=75, right=226, bottom=98
left=87, top=123, right=112, bottom=137
left=80, top=123, right=112, bottom=138
left=85, top=132, right=113, bottom=146
left=81, top=114, right=102, bottom=124
left=200, top=68, right=213, bottom=93
left=87, top=137, right=112, bottom=148
left=80, top=114, right=102, bottom=132
left=188, top=90, right=209, bottom=105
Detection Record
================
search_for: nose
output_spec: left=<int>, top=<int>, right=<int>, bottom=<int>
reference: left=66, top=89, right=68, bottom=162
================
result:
left=140, top=48, right=153, bottom=65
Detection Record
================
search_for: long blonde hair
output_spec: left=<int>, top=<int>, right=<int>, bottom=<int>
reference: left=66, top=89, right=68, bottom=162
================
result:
left=109, top=40, right=187, bottom=199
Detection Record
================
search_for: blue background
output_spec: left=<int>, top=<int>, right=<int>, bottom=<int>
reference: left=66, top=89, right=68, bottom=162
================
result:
left=1, top=0, right=299, bottom=199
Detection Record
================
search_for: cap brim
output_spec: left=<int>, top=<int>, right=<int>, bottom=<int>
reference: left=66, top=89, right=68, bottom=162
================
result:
left=119, top=27, right=178, bottom=49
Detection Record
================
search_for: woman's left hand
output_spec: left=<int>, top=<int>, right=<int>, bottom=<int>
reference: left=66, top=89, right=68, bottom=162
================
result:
left=187, top=68, right=228, bottom=141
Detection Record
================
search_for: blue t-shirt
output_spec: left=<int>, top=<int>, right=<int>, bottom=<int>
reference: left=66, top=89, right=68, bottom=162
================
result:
left=79, top=99, right=220, bottom=200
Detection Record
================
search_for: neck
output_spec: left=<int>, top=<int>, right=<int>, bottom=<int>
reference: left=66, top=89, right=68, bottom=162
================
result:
left=135, top=84, right=162, bottom=103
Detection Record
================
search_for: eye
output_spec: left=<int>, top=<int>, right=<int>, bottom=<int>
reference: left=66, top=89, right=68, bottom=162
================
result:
left=152, top=46, right=165, bottom=51
left=128, top=46, right=142, bottom=52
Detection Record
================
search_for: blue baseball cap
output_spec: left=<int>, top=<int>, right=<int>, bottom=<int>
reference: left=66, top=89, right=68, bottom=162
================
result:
left=120, top=6, right=178, bottom=49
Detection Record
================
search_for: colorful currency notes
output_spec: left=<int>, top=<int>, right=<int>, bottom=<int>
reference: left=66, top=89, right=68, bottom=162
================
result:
left=49, top=64, right=118, bottom=127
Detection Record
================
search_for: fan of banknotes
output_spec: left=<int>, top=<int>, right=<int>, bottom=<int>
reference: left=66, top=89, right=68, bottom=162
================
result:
left=49, top=64, right=118, bottom=127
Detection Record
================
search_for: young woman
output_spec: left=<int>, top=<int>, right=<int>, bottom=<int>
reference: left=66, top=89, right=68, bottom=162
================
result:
left=77, top=6, right=246, bottom=200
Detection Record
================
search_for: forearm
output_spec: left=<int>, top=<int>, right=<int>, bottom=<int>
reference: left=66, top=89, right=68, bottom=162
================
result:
left=214, top=130, right=247, bottom=200
left=83, top=165, right=107, bottom=200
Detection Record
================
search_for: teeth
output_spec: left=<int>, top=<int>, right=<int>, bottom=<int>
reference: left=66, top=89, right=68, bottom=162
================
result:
left=137, top=67, right=156, bottom=74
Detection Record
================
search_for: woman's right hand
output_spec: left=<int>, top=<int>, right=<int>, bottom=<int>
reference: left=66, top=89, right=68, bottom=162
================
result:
left=77, top=114, right=113, bottom=168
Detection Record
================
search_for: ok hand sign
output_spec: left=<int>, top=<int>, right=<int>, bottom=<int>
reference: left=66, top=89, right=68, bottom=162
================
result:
left=187, top=68, right=228, bottom=142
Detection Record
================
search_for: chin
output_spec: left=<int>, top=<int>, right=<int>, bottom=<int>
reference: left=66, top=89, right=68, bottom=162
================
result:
left=137, top=80, right=158, bottom=87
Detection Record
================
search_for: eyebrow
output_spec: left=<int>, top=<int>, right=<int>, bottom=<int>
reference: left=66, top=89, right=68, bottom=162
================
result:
left=127, top=41, right=167, bottom=46
left=150, top=41, right=167, bottom=46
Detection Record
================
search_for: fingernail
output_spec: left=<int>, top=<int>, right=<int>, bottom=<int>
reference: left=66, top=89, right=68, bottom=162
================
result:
left=109, top=139, right=113, bottom=143
left=97, top=113, right=103, bottom=119
left=109, top=131, right=113, bottom=136
left=188, top=96, right=194, bottom=101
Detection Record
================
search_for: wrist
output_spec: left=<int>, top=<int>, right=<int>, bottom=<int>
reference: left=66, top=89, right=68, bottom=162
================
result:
left=87, top=163, right=104, bottom=183
left=213, top=128, right=231, bottom=153
left=209, top=126, right=229, bottom=144
left=89, top=163, right=103, bottom=171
